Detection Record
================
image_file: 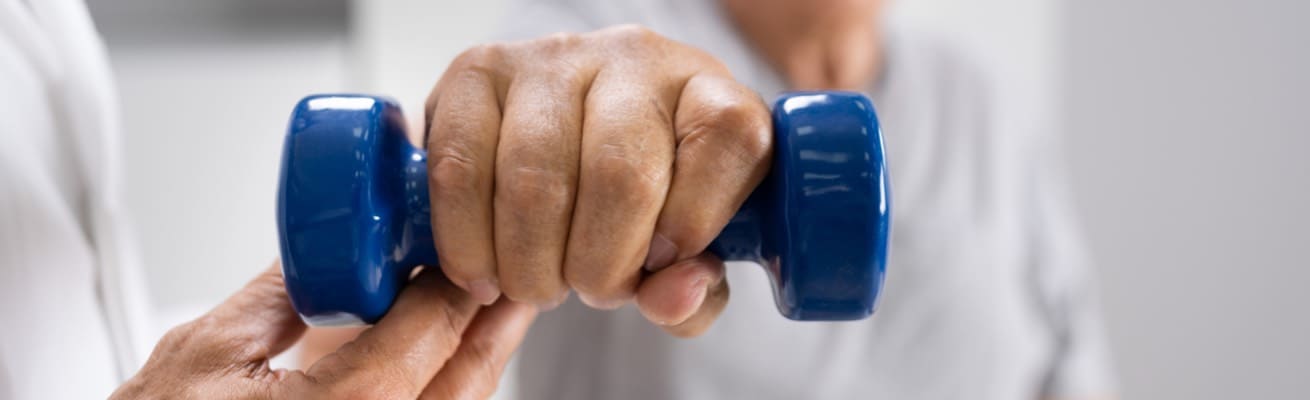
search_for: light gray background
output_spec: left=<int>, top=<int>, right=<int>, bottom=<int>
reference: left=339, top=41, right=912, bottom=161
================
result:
left=1064, top=0, right=1310, bottom=397
left=86, top=0, right=1309, bottom=398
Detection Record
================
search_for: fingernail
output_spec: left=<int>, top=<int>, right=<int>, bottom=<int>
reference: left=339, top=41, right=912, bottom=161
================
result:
left=643, top=233, right=678, bottom=272
left=467, top=279, right=501, bottom=306
left=691, top=275, right=712, bottom=308
left=538, top=291, right=570, bottom=312
left=677, top=276, right=713, bottom=325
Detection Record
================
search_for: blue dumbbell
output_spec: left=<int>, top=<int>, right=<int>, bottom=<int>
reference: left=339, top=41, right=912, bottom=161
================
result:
left=277, top=91, right=890, bottom=325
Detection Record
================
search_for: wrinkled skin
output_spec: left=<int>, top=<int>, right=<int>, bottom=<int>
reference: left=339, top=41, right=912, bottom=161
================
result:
left=423, top=1, right=885, bottom=338
left=425, top=25, right=771, bottom=337
left=111, top=264, right=536, bottom=400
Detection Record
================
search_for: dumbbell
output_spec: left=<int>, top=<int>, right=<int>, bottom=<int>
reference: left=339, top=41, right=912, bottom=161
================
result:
left=277, top=91, right=890, bottom=325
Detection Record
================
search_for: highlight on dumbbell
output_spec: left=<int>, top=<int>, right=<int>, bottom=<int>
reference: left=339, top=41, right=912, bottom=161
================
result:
left=276, top=91, right=890, bottom=326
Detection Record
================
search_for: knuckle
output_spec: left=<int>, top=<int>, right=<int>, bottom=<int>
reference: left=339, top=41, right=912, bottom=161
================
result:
left=587, top=149, right=668, bottom=208
left=156, top=324, right=195, bottom=354
left=160, top=315, right=215, bottom=352
left=701, top=96, right=769, bottom=140
left=689, top=50, right=731, bottom=72
left=497, top=166, right=574, bottom=215
left=429, top=151, right=482, bottom=197
left=592, top=24, right=667, bottom=57
left=686, top=96, right=772, bottom=163
left=441, top=64, right=496, bottom=94
left=452, top=43, right=505, bottom=73
left=152, top=314, right=248, bottom=367
left=605, top=24, right=661, bottom=46
left=534, top=31, right=582, bottom=52
left=543, top=58, right=592, bottom=87
left=514, top=33, right=593, bottom=81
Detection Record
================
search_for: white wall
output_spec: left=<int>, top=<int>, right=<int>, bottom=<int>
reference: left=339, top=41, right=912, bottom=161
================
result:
left=349, top=0, right=508, bottom=133
left=1063, top=0, right=1310, bottom=397
left=90, top=0, right=351, bottom=317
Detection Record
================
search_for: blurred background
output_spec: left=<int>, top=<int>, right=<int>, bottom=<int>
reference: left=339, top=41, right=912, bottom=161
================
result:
left=84, top=0, right=1308, bottom=398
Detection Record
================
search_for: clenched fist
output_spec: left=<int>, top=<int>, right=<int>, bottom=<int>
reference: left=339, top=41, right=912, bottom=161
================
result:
left=426, top=25, right=772, bottom=337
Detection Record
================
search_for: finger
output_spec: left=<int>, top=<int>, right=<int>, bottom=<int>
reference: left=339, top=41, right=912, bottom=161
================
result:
left=306, top=268, right=480, bottom=399
left=643, top=73, right=772, bottom=271
left=428, top=47, right=507, bottom=305
left=493, top=60, right=592, bottom=308
left=635, top=252, right=726, bottom=329
left=660, top=278, right=729, bottom=338
left=419, top=298, right=538, bottom=400
left=114, top=262, right=302, bottom=399
left=163, top=261, right=306, bottom=367
left=563, top=68, right=679, bottom=309
left=296, top=326, right=366, bottom=368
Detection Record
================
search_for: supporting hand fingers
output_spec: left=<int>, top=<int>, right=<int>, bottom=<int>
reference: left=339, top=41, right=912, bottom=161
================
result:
left=112, top=262, right=307, bottom=399
left=203, top=261, right=309, bottom=362
left=419, top=298, right=538, bottom=400
left=303, top=268, right=479, bottom=399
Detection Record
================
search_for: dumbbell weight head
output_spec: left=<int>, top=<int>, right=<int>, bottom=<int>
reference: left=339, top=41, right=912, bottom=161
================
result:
left=277, top=92, right=890, bottom=325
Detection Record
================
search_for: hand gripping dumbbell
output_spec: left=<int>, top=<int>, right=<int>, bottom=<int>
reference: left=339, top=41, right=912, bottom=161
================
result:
left=277, top=91, right=890, bottom=325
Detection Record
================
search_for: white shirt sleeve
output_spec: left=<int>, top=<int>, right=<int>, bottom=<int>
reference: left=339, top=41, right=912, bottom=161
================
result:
left=494, top=0, right=598, bottom=40
left=0, top=0, right=152, bottom=397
